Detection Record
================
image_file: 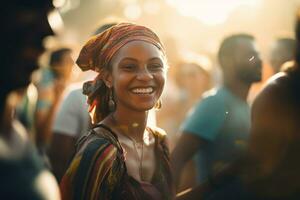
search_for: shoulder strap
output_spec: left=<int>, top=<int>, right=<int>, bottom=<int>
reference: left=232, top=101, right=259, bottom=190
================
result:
left=75, top=123, right=125, bottom=161
left=92, top=124, right=129, bottom=199
left=147, top=127, right=170, bottom=157
left=147, top=126, right=174, bottom=199
left=92, top=123, right=125, bottom=155
left=147, top=126, right=166, bottom=138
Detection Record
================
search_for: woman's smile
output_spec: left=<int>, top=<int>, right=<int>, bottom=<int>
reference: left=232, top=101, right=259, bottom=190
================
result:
left=131, top=87, right=154, bottom=94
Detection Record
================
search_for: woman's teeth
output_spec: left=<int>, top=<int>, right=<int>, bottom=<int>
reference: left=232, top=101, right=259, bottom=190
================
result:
left=131, top=87, right=153, bottom=94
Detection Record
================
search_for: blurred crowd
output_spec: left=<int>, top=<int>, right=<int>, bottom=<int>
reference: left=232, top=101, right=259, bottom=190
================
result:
left=1, top=0, right=300, bottom=199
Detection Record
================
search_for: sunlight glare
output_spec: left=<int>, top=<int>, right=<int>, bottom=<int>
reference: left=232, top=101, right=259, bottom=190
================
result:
left=166, top=0, right=261, bottom=25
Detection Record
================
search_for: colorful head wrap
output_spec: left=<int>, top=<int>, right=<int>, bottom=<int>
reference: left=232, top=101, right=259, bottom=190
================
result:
left=76, top=22, right=165, bottom=72
left=77, top=22, right=166, bottom=123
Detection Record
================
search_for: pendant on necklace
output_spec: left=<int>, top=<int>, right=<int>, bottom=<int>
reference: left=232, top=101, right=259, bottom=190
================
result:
left=132, top=122, right=139, bottom=127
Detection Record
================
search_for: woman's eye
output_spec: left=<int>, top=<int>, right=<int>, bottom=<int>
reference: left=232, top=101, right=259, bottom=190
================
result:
left=122, top=64, right=136, bottom=70
left=149, top=63, right=163, bottom=70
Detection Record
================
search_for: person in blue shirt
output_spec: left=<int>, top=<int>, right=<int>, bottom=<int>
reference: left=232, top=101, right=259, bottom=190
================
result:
left=172, top=33, right=263, bottom=193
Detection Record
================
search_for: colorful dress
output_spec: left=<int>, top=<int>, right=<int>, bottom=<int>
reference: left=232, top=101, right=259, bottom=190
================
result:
left=60, top=124, right=173, bottom=200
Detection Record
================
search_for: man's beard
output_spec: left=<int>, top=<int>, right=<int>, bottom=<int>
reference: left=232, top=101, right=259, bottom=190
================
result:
left=236, top=66, right=262, bottom=84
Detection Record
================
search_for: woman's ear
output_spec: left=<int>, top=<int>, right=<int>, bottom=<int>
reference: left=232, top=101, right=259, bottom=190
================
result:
left=102, top=70, right=113, bottom=88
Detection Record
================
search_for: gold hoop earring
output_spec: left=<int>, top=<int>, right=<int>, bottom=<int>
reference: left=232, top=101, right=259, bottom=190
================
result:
left=154, top=99, right=162, bottom=110
left=108, top=88, right=116, bottom=112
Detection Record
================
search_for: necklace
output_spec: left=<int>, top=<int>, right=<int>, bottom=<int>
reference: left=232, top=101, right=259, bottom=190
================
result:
left=110, top=114, right=145, bottom=181
left=123, top=134, right=144, bottom=181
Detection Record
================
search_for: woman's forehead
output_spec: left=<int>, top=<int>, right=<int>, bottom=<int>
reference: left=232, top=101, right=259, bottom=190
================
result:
left=112, top=40, right=165, bottom=61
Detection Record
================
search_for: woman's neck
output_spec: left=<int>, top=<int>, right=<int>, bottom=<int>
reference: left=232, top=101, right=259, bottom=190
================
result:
left=109, top=109, right=148, bottom=142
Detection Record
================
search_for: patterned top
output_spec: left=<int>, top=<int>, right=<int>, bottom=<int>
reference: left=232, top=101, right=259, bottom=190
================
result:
left=60, top=124, right=173, bottom=200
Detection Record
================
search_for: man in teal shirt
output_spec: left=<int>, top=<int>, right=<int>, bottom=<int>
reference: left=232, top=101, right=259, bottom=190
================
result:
left=172, top=34, right=262, bottom=188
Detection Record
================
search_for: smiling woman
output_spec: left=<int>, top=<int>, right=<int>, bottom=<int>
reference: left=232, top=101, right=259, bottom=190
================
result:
left=60, top=23, right=174, bottom=200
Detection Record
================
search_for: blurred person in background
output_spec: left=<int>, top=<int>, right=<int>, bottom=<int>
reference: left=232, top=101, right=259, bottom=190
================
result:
left=60, top=23, right=174, bottom=200
left=248, top=37, right=296, bottom=103
left=49, top=22, right=117, bottom=181
left=155, top=38, right=184, bottom=150
left=172, top=33, right=262, bottom=195
left=174, top=56, right=213, bottom=138
left=175, top=60, right=212, bottom=106
left=171, top=56, right=214, bottom=191
left=34, top=47, right=74, bottom=156
left=269, top=37, right=296, bottom=74
left=234, top=13, right=300, bottom=199
left=157, top=55, right=213, bottom=150
left=0, top=0, right=61, bottom=199
left=15, top=83, right=38, bottom=141
left=177, top=11, right=300, bottom=200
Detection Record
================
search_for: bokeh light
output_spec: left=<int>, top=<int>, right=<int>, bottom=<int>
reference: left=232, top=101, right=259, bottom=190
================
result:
left=166, top=0, right=262, bottom=25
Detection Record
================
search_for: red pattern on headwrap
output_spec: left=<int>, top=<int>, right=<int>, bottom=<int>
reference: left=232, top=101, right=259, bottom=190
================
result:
left=76, top=22, right=165, bottom=72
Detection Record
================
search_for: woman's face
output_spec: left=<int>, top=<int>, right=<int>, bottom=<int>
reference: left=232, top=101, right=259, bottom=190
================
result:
left=108, top=40, right=166, bottom=112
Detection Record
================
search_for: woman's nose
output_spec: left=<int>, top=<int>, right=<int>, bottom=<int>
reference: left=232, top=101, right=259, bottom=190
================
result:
left=136, top=68, right=154, bottom=81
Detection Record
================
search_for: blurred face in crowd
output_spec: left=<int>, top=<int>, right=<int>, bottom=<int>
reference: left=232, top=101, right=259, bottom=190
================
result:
left=178, top=63, right=212, bottom=95
left=107, top=40, right=167, bottom=112
left=233, top=39, right=262, bottom=84
left=2, top=1, right=54, bottom=93
left=270, top=42, right=285, bottom=73
left=52, top=51, right=74, bottom=80
left=269, top=39, right=295, bottom=73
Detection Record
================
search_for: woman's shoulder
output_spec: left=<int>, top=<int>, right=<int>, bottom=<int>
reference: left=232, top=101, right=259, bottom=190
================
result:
left=147, top=126, right=167, bottom=138
left=61, top=126, right=123, bottom=200
left=147, top=126, right=170, bottom=155
left=147, top=126, right=167, bottom=141
left=76, top=124, right=122, bottom=158
left=64, top=125, right=121, bottom=181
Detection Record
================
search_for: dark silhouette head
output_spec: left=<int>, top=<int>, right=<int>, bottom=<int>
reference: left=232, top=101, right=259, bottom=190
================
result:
left=218, top=34, right=262, bottom=84
left=1, top=0, right=54, bottom=96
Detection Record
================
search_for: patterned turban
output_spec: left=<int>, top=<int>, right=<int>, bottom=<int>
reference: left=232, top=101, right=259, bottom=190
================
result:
left=76, top=22, right=165, bottom=72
